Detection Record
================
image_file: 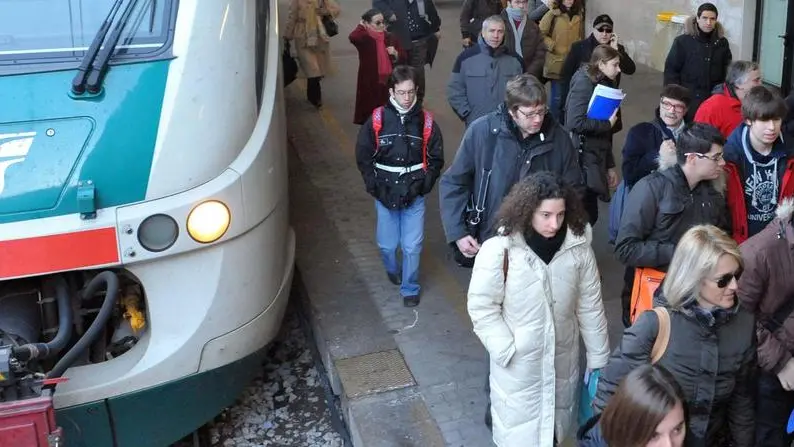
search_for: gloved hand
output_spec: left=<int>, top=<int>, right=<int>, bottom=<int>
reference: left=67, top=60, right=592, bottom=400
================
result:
left=778, top=358, right=794, bottom=391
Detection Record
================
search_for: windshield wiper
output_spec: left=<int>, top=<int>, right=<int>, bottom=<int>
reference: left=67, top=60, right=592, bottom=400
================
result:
left=71, top=0, right=124, bottom=94
left=85, top=0, right=142, bottom=94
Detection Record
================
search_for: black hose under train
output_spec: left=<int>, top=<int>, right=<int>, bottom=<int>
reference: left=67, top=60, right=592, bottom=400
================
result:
left=12, top=276, right=73, bottom=361
left=47, top=271, right=120, bottom=379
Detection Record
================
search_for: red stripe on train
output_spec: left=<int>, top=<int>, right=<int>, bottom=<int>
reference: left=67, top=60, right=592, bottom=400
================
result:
left=0, top=228, right=119, bottom=279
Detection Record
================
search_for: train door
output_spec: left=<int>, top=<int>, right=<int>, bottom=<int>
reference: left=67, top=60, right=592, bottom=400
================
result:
left=756, top=0, right=794, bottom=96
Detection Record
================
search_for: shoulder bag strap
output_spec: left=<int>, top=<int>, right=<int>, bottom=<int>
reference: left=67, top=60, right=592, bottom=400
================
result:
left=650, top=307, right=671, bottom=364
left=502, top=247, right=509, bottom=283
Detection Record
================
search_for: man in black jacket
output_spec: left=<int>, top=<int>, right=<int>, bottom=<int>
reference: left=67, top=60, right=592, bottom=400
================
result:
left=663, top=2, right=732, bottom=122
left=439, top=73, right=582, bottom=267
left=374, top=0, right=442, bottom=101
left=622, top=84, right=691, bottom=189
left=355, top=66, right=444, bottom=307
left=439, top=73, right=580, bottom=430
left=615, top=122, right=730, bottom=272
left=560, top=14, right=636, bottom=117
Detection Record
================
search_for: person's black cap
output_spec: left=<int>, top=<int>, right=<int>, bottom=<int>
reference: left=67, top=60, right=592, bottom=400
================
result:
left=592, top=14, right=614, bottom=30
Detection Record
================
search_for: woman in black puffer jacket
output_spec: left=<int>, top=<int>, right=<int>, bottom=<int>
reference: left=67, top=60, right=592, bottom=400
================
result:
left=595, top=225, right=756, bottom=447
left=564, top=44, right=622, bottom=224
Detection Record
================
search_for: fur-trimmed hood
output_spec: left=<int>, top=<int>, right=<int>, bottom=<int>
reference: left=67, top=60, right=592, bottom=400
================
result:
left=656, top=145, right=726, bottom=194
left=683, top=15, right=725, bottom=39
left=776, top=197, right=794, bottom=223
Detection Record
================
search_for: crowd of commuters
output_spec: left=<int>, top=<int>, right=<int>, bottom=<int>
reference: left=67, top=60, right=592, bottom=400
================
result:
left=283, top=0, right=794, bottom=444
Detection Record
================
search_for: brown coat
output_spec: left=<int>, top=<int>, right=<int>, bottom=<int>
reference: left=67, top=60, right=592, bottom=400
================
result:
left=738, top=198, right=794, bottom=374
left=538, top=5, right=582, bottom=80
left=500, top=10, right=547, bottom=79
left=283, top=0, right=341, bottom=78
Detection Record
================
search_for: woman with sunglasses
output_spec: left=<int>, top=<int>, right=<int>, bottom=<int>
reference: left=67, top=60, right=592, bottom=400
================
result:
left=349, top=9, right=406, bottom=125
left=595, top=224, right=756, bottom=447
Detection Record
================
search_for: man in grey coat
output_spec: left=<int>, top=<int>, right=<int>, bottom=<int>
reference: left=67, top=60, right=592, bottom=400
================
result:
left=447, top=15, right=524, bottom=127
left=440, top=73, right=582, bottom=267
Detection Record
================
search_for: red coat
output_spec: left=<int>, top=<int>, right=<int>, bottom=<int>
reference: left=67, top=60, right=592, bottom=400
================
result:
left=693, top=85, right=742, bottom=139
left=349, top=25, right=406, bottom=125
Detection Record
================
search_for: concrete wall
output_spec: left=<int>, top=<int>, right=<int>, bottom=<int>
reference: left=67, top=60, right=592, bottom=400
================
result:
left=584, top=0, right=757, bottom=71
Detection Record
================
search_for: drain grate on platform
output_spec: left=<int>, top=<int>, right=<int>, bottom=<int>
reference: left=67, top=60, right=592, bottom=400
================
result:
left=335, top=350, right=416, bottom=399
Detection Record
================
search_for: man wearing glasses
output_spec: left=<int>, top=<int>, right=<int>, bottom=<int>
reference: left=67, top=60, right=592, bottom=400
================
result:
left=440, top=73, right=582, bottom=268
left=439, top=73, right=581, bottom=430
left=614, top=123, right=730, bottom=284
left=621, top=84, right=691, bottom=189
left=355, top=65, right=444, bottom=308
left=694, top=61, right=763, bottom=139
left=724, top=85, right=794, bottom=244
left=559, top=14, right=636, bottom=120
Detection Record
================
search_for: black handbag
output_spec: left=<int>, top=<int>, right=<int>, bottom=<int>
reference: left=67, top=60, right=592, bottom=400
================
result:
left=282, top=40, right=298, bottom=87
left=321, top=15, right=338, bottom=37
left=452, top=132, right=498, bottom=268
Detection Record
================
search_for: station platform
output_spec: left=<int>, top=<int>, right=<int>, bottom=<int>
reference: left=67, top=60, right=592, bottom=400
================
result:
left=283, top=0, right=665, bottom=444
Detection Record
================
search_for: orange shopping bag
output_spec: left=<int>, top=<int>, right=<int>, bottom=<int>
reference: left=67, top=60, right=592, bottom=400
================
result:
left=630, top=267, right=665, bottom=324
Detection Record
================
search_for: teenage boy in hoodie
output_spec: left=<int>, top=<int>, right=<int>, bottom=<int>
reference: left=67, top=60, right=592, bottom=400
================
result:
left=725, top=85, right=794, bottom=244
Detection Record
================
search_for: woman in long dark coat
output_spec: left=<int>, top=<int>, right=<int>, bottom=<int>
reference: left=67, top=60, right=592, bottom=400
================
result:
left=349, top=9, right=406, bottom=125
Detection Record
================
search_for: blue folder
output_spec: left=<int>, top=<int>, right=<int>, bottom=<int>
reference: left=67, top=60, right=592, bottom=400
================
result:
left=587, top=84, right=625, bottom=120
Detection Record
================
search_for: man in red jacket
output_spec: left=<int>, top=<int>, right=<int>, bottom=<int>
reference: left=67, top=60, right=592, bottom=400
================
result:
left=694, top=60, right=762, bottom=138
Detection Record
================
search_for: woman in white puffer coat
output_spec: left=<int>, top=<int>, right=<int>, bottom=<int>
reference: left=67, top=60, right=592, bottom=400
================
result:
left=468, top=172, right=609, bottom=446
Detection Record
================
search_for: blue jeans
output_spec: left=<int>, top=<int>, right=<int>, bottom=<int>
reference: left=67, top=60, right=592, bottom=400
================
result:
left=550, top=79, right=562, bottom=121
left=375, top=197, right=425, bottom=297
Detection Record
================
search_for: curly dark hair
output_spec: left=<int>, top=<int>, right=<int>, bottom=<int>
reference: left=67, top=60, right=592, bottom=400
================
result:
left=493, top=172, right=588, bottom=237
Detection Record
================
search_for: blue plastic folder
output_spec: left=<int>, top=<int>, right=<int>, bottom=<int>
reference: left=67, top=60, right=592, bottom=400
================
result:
left=788, top=407, right=794, bottom=433
left=578, top=369, right=601, bottom=426
left=587, top=84, right=626, bottom=120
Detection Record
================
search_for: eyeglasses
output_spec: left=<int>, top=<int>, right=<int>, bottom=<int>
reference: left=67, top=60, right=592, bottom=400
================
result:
left=660, top=100, right=686, bottom=113
left=685, top=152, right=724, bottom=162
left=515, top=107, right=548, bottom=120
left=394, top=89, right=416, bottom=97
left=372, top=20, right=384, bottom=25
left=596, top=27, right=613, bottom=33
left=711, top=270, right=742, bottom=288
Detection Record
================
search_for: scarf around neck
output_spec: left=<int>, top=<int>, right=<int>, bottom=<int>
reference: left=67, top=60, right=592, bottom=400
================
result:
left=505, top=7, right=527, bottom=57
left=366, top=28, right=393, bottom=85
left=389, top=96, right=417, bottom=120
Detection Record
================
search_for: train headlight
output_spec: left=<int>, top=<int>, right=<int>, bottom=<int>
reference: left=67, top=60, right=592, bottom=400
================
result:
left=186, top=200, right=231, bottom=243
left=137, top=214, right=179, bottom=252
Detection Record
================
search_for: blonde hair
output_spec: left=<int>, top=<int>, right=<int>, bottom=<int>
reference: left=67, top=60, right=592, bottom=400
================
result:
left=662, top=225, right=742, bottom=308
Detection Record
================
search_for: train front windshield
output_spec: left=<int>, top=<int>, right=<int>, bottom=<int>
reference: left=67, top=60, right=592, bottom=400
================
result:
left=0, top=0, right=175, bottom=73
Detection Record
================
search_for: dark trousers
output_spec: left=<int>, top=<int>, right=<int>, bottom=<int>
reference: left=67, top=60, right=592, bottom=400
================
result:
left=756, top=371, right=794, bottom=446
left=407, top=38, right=429, bottom=101
left=583, top=188, right=599, bottom=225
left=621, top=267, right=635, bottom=327
left=307, top=76, right=322, bottom=107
